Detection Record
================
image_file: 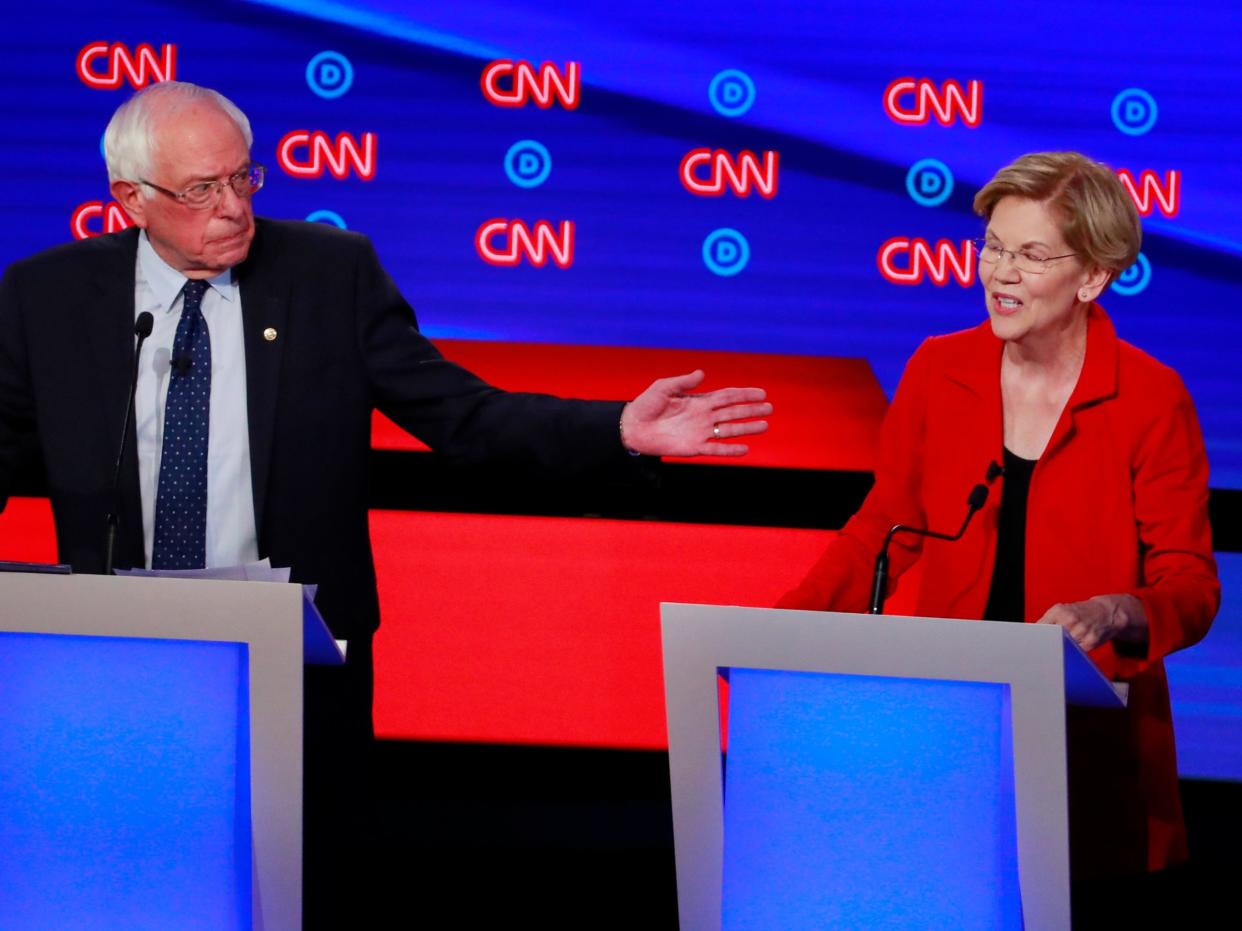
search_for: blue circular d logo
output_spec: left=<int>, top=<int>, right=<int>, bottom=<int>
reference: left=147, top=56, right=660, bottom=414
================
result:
left=504, top=140, right=552, bottom=189
left=307, top=51, right=354, bottom=99
left=906, top=158, right=954, bottom=207
left=703, top=228, right=751, bottom=276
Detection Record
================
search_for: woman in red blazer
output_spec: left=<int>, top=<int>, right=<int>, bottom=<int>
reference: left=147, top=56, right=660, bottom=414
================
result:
left=780, top=153, right=1219, bottom=892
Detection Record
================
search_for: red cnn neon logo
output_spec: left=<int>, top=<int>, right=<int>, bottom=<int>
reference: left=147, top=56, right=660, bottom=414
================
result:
left=883, top=78, right=982, bottom=128
left=476, top=220, right=575, bottom=269
left=878, top=237, right=976, bottom=286
left=679, top=148, right=779, bottom=199
left=71, top=201, right=133, bottom=239
left=481, top=60, right=580, bottom=110
left=76, top=42, right=176, bottom=90
left=276, top=130, right=377, bottom=180
left=1116, top=168, right=1180, bottom=218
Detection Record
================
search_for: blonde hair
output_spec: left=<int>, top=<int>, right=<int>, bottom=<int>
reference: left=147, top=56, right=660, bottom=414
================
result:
left=973, top=151, right=1141, bottom=284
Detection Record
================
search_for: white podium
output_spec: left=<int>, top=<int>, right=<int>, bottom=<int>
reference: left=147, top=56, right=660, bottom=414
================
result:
left=662, top=604, right=1125, bottom=931
left=0, top=572, right=343, bottom=931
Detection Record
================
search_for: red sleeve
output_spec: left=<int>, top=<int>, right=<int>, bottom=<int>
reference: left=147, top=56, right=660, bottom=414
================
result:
left=777, top=339, right=934, bottom=611
left=1112, top=371, right=1219, bottom=677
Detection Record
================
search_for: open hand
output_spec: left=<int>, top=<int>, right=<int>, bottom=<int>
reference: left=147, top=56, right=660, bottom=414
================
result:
left=619, top=370, right=770, bottom=457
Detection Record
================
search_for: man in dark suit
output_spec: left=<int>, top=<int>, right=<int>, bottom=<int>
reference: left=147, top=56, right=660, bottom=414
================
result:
left=0, top=81, right=769, bottom=925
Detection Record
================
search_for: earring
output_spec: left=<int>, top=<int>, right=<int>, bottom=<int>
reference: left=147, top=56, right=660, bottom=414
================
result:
left=1078, top=289, right=1090, bottom=301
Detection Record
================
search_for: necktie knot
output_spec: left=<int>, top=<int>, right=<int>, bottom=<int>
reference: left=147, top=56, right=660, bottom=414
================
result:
left=182, top=279, right=209, bottom=308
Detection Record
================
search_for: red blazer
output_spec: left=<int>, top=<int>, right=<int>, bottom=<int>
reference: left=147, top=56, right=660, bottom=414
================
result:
left=780, top=305, right=1219, bottom=873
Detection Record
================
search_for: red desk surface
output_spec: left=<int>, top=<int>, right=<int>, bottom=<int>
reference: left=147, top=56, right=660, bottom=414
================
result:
left=373, top=340, right=888, bottom=472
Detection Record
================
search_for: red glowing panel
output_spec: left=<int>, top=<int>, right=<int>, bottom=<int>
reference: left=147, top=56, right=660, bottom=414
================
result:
left=371, top=511, right=922, bottom=749
left=0, top=497, right=58, bottom=563
left=371, top=341, right=888, bottom=472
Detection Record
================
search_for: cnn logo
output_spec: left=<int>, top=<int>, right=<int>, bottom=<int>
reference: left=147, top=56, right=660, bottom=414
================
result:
left=71, top=201, right=133, bottom=239
left=1117, top=169, right=1180, bottom=218
left=76, top=42, right=175, bottom=90
left=476, top=220, right=574, bottom=269
left=883, top=78, right=982, bottom=128
left=481, top=61, right=580, bottom=110
left=679, top=149, right=778, bottom=199
left=878, top=238, right=975, bottom=287
left=277, top=131, right=376, bottom=180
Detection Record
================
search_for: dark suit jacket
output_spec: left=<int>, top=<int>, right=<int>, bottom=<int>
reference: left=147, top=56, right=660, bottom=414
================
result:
left=0, top=219, right=627, bottom=642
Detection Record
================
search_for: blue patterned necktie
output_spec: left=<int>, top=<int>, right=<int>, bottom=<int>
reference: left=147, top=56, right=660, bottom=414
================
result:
left=151, top=279, right=212, bottom=569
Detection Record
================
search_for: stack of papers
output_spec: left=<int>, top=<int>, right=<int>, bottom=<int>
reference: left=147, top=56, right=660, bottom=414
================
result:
left=115, top=558, right=292, bottom=583
left=114, top=559, right=344, bottom=664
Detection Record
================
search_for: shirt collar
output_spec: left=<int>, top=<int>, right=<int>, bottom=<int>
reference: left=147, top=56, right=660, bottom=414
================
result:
left=136, top=231, right=237, bottom=314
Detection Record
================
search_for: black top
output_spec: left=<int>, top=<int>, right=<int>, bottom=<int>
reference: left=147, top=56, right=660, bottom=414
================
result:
left=983, top=447, right=1038, bottom=623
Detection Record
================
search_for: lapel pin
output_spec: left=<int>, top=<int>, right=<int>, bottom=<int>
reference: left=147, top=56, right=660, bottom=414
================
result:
left=263, top=327, right=278, bottom=342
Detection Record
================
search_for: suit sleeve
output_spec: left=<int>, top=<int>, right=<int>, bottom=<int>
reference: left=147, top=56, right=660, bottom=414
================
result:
left=350, top=236, right=628, bottom=475
left=1113, top=371, right=1219, bottom=676
left=777, top=339, right=934, bottom=611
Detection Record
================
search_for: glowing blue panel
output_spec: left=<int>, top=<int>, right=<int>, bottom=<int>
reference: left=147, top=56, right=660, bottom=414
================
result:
left=722, top=668, right=1021, bottom=931
left=1167, top=551, right=1242, bottom=780
left=0, top=632, right=252, bottom=931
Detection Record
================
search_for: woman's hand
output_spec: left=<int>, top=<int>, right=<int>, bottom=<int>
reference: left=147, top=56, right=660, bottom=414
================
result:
left=1035, top=593, right=1148, bottom=653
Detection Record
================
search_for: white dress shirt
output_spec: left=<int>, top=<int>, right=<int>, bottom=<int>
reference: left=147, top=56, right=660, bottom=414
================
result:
left=133, top=232, right=258, bottom=568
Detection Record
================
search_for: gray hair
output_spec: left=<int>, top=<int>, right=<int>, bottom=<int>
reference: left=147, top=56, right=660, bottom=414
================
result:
left=103, top=81, right=253, bottom=190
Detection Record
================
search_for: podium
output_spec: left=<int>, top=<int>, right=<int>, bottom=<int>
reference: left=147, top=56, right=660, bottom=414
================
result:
left=0, top=572, right=343, bottom=931
left=661, top=604, right=1125, bottom=931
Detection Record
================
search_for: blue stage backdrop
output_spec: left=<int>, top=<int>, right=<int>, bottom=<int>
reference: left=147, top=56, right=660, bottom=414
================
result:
left=0, top=1, right=1238, bottom=774
left=0, top=0, right=1239, bottom=487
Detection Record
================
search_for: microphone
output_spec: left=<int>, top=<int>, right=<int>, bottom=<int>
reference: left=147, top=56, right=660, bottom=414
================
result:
left=170, top=354, right=193, bottom=375
left=103, top=312, right=154, bottom=575
left=868, top=462, right=1003, bottom=615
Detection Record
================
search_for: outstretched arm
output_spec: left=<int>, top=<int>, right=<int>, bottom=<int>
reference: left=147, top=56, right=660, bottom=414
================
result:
left=618, top=370, right=770, bottom=457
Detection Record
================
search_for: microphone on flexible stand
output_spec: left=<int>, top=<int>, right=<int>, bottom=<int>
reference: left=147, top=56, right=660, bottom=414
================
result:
left=868, top=461, right=1004, bottom=615
left=103, top=312, right=154, bottom=575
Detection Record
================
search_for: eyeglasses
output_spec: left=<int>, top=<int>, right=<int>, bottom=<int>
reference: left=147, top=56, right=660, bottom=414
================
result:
left=970, top=238, right=1077, bottom=275
left=140, top=163, right=265, bottom=210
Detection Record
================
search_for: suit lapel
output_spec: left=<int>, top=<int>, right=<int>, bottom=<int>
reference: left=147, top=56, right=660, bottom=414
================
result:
left=925, top=324, right=1005, bottom=616
left=236, top=220, right=290, bottom=539
left=939, top=322, right=1006, bottom=468
left=1042, top=304, right=1119, bottom=460
left=83, top=231, right=140, bottom=434
left=82, top=230, right=146, bottom=567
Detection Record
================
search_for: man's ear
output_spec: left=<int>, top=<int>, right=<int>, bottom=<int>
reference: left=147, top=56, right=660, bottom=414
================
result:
left=110, top=179, right=149, bottom=229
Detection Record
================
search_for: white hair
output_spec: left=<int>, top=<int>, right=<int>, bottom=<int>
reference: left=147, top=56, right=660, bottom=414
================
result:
left=103, top=81, right=253, bottom=192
